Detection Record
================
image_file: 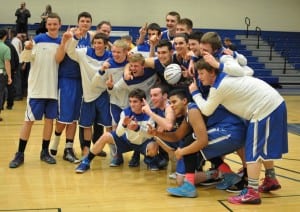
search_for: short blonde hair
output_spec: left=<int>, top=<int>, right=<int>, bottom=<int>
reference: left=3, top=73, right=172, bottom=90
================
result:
left=113, top=39, right=129, bottom=50
left=128, top=53, right=145, bottom=65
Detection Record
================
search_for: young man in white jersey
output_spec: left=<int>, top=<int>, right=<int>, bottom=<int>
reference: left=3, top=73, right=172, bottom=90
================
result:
left=189, top=59, right=288, bottom=204
left=63, top=29, right=112, bottom=157
left=9, top=13, right=62, bottom=168
left=91, top=39, right=129, bottom=166
left=75, top=89, right=158, bottom=173
left=50, top=12, right=93, bottom=163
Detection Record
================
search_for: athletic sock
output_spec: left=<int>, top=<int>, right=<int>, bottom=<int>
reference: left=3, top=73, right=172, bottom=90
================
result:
left=185, top=173, right=195, bottom=185
left=87, top=151, right=96, bottom=161
left=18, top=139, right=28, bottom=153
left=83, top=140, right=91, bottom=148
left=248, top=177, right=259, bottom=191
left=265, top=168, right=276, bottom=179
left=109, top=143, right=117, bottom=158
left=209, top=157, right=223, bottom=169
left=42, top=139, right=50, bottom=151
left=65, top=138, right=74, bottom=149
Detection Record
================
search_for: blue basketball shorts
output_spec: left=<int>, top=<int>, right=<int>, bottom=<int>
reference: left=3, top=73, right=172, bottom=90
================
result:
left=57, top=78, right=82, bottom=123
left=25, top=98, right=58, bottom=121
left=245, top=102, right=288, bottom=163
left=200, top=123, right=246, bottom=160
left=79, top=91, right=112, bottom=128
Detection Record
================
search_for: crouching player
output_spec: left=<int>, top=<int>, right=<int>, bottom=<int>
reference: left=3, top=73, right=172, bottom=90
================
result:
left=75, top=89, right=158, bottom=173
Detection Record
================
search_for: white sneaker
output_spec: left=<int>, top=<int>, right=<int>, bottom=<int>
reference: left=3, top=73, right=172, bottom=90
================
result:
left=169, top=172, right=177, bottom=179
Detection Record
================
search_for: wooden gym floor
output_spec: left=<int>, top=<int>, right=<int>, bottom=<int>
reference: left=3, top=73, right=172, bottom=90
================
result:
left=0, top=96, right=299, bottom=212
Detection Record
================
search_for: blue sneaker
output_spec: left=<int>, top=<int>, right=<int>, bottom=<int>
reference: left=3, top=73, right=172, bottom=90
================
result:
left=40, top=149, right=56, bottom=164
left=109, top=155, right=124, bottom=167
left=216, top=173, right=241, bottom=190
left=75, top=158, right=90, bottom=173
left=128, top=151, right=140, bottom=167
left=148, top=162, right=159, bottom=171
left=167, top=181, right=197, bottom=198
left=9, top=152, right=24, bottom=168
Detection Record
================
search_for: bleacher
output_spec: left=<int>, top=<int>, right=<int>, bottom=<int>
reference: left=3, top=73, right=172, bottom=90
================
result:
left=227, top=31, right=300, bottom=89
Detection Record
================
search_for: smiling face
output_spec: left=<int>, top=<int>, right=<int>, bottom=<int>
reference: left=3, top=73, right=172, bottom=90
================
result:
left=157, top=46, right=173, bottom=66
left=46, top=17, right=61, bottom=38
left=93, top=38, right=106, bottom=55
left=129, top=96, right=144, bottom=114
left=150, top=87, right=166, bottom=109
left=111, top=46, right=127, bottom=63
left=174, top=36, right=188, bottom=56
left=165, top=15, right=178, bottom=32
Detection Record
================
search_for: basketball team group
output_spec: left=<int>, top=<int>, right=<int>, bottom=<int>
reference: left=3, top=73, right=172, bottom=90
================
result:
left=7, top=10, right=288, bottom=205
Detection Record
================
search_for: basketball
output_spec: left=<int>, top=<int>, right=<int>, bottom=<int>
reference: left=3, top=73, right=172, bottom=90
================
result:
left=164, top=63, right=182, bottom=85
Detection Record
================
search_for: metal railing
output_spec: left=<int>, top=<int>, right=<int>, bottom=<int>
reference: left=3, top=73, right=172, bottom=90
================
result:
left=245, top=17, right=250, bottom=38
left=268, top=38, right=274, bottom=61
left=255, top=26, right=261, bottom=49
left=282, top=50, right=289, bottom=74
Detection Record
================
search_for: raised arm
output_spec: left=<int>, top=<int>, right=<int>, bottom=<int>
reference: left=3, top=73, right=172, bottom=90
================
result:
left=189, top=78, right=220, bottom=116
left=142, top=99, right=175, bottom=131
left=55, top=28, right=72, bottom=63
left=20, top=39, right=34, bottom=63
left=135, top=22, right=148, bottom=45
left=203, top=51, right=245, bottom=77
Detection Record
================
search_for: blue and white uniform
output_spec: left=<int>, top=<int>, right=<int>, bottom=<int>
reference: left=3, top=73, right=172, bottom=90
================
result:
left=57, top=33, right=91, bottom=124
left=130, top=41, right=155, bottom=58
left=199, top=105, right=246, bottom=160
left=191, top=72, right=288, bottom=162
left=21, top=33, right=61, bottom=121
left=161, top=30, right=174, bottom=41
left=66, top=38, right=112, bottom=127
left=110, top=107, right=155, bottom=155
